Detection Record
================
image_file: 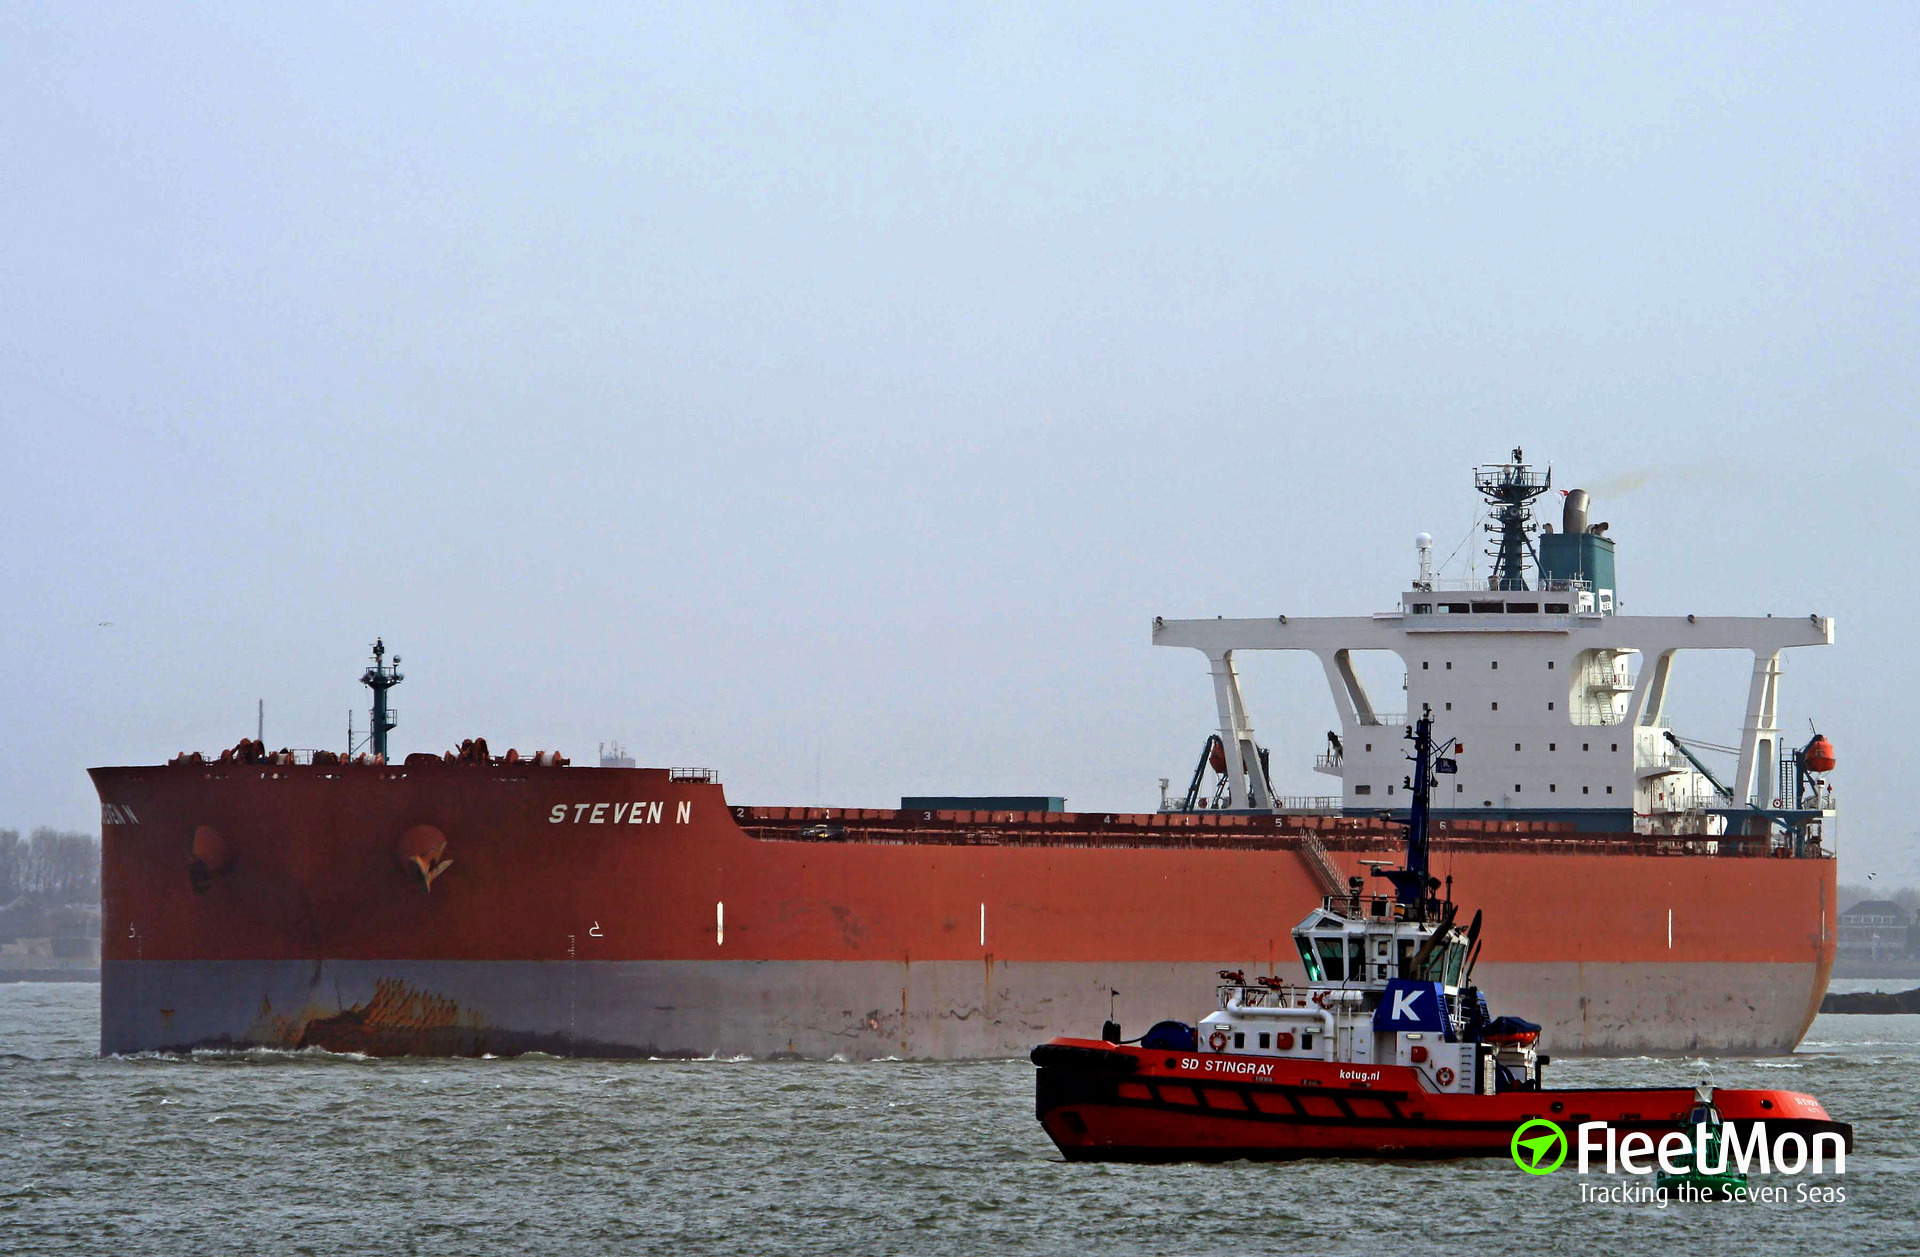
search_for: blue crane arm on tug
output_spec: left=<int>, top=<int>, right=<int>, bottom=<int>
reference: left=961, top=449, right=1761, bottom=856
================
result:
left=1376, top=704, right=1454, bottom=912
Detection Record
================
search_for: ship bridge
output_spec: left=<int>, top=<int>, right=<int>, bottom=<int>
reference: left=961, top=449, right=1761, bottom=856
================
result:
left=1153, top=455, right=1835, bottom=840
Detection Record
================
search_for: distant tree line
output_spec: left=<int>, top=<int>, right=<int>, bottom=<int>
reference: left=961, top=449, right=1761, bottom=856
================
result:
left=0, top=828, right=100, bottom=904
left=0, top=828, right=100, bottom=943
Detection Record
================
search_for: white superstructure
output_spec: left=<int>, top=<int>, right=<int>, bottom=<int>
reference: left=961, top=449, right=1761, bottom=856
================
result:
left=1154, top=453, right=1835, bottom=841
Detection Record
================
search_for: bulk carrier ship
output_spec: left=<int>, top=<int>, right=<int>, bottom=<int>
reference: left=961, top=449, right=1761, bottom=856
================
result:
left=94, top=452, right=1839, bottom=1059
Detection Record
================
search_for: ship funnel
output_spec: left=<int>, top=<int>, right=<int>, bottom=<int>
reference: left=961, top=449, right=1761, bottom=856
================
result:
left=1563, top=489, right=1590, bottom=536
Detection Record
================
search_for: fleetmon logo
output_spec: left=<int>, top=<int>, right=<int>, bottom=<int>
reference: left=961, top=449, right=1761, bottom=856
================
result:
left=1510, top=1119, right=1568, bottom=1174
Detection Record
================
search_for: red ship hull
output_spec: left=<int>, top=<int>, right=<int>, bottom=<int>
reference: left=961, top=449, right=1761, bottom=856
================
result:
left=92, top=759, right=1836, bottom=1058
left=1031, top=1040, right=1851, bottom=1162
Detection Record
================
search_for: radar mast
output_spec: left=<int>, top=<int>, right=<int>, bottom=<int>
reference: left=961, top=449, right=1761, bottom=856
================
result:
left=1473, top=448, right=1550, bottom=591
left=359, top=638, right=403, bottom=759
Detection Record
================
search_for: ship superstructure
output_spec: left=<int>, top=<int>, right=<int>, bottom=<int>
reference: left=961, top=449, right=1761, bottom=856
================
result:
left=1156, top=450, right=1835, bottom=847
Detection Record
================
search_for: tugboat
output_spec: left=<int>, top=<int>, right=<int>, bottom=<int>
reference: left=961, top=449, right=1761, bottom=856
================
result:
left=1031, top=708, right=1853, bottom=1162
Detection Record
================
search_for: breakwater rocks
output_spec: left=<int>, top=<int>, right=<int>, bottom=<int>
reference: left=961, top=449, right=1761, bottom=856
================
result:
left=1821, top=986, right=1920, bottom=1014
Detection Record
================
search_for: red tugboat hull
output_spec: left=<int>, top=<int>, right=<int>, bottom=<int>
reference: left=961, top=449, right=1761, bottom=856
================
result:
left=1032, top=1039, right=1852, bottom=1162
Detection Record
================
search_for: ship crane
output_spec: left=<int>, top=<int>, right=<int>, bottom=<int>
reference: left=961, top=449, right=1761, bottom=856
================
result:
left=1662, top=730, right=1735, bottom=802
left=1174, top=734, right=1274, bottom=812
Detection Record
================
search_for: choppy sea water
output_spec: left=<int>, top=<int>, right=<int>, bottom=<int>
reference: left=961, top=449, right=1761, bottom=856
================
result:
left=1, top=983, right=1913, bottom=1256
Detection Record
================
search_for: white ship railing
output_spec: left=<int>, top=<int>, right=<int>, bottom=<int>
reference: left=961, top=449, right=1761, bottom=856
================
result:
left=1418, top=577, right=1595, bottom=594
left=1273, top=795, right=1344, bottom=812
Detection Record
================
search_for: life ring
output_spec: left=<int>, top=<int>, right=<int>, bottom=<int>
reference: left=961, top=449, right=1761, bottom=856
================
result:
left=1312, top=990, right=1329, bottom=1007
left=1276, top=1031, right=1294, bottom=1050
left=1435, top=1066, right=1455, bottom=1087
left=1772, top=797, right=1783, bottom=808
left=1208, top=1029, right=1229, bottom=1052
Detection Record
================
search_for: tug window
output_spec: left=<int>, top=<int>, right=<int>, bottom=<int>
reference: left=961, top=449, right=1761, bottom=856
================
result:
left=1258, top=1032, right=1271, bottom=1049
left=1296, top=937, right=1324, bottom=982
left=1349, top=938, right=1366, bottom=976
left=1316, top=937, right=1348, bottom=981
left=1234, top=1032, right=1245, bottom=1049
left=1302, top=1031, right=1315, bottom=1051
left=1445, top=942, right=1467, bottom=987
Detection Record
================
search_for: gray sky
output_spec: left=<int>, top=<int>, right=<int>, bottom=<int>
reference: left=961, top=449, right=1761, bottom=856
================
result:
left=4, top=5, right=1915, bottom=880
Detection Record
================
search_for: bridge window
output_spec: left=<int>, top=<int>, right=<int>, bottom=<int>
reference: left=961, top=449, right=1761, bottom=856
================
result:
left=1296, top=937, right=1324, bottom=981
left=1422, top=661, right=1429, bottom=669
left=1548, top=660, right=1557, bottom=670
left=1315, top=937, right=1348, bottom=981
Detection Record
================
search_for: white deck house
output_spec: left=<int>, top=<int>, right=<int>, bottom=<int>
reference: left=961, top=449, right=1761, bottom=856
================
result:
left=1153, top=458, right=1835, bottom=838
